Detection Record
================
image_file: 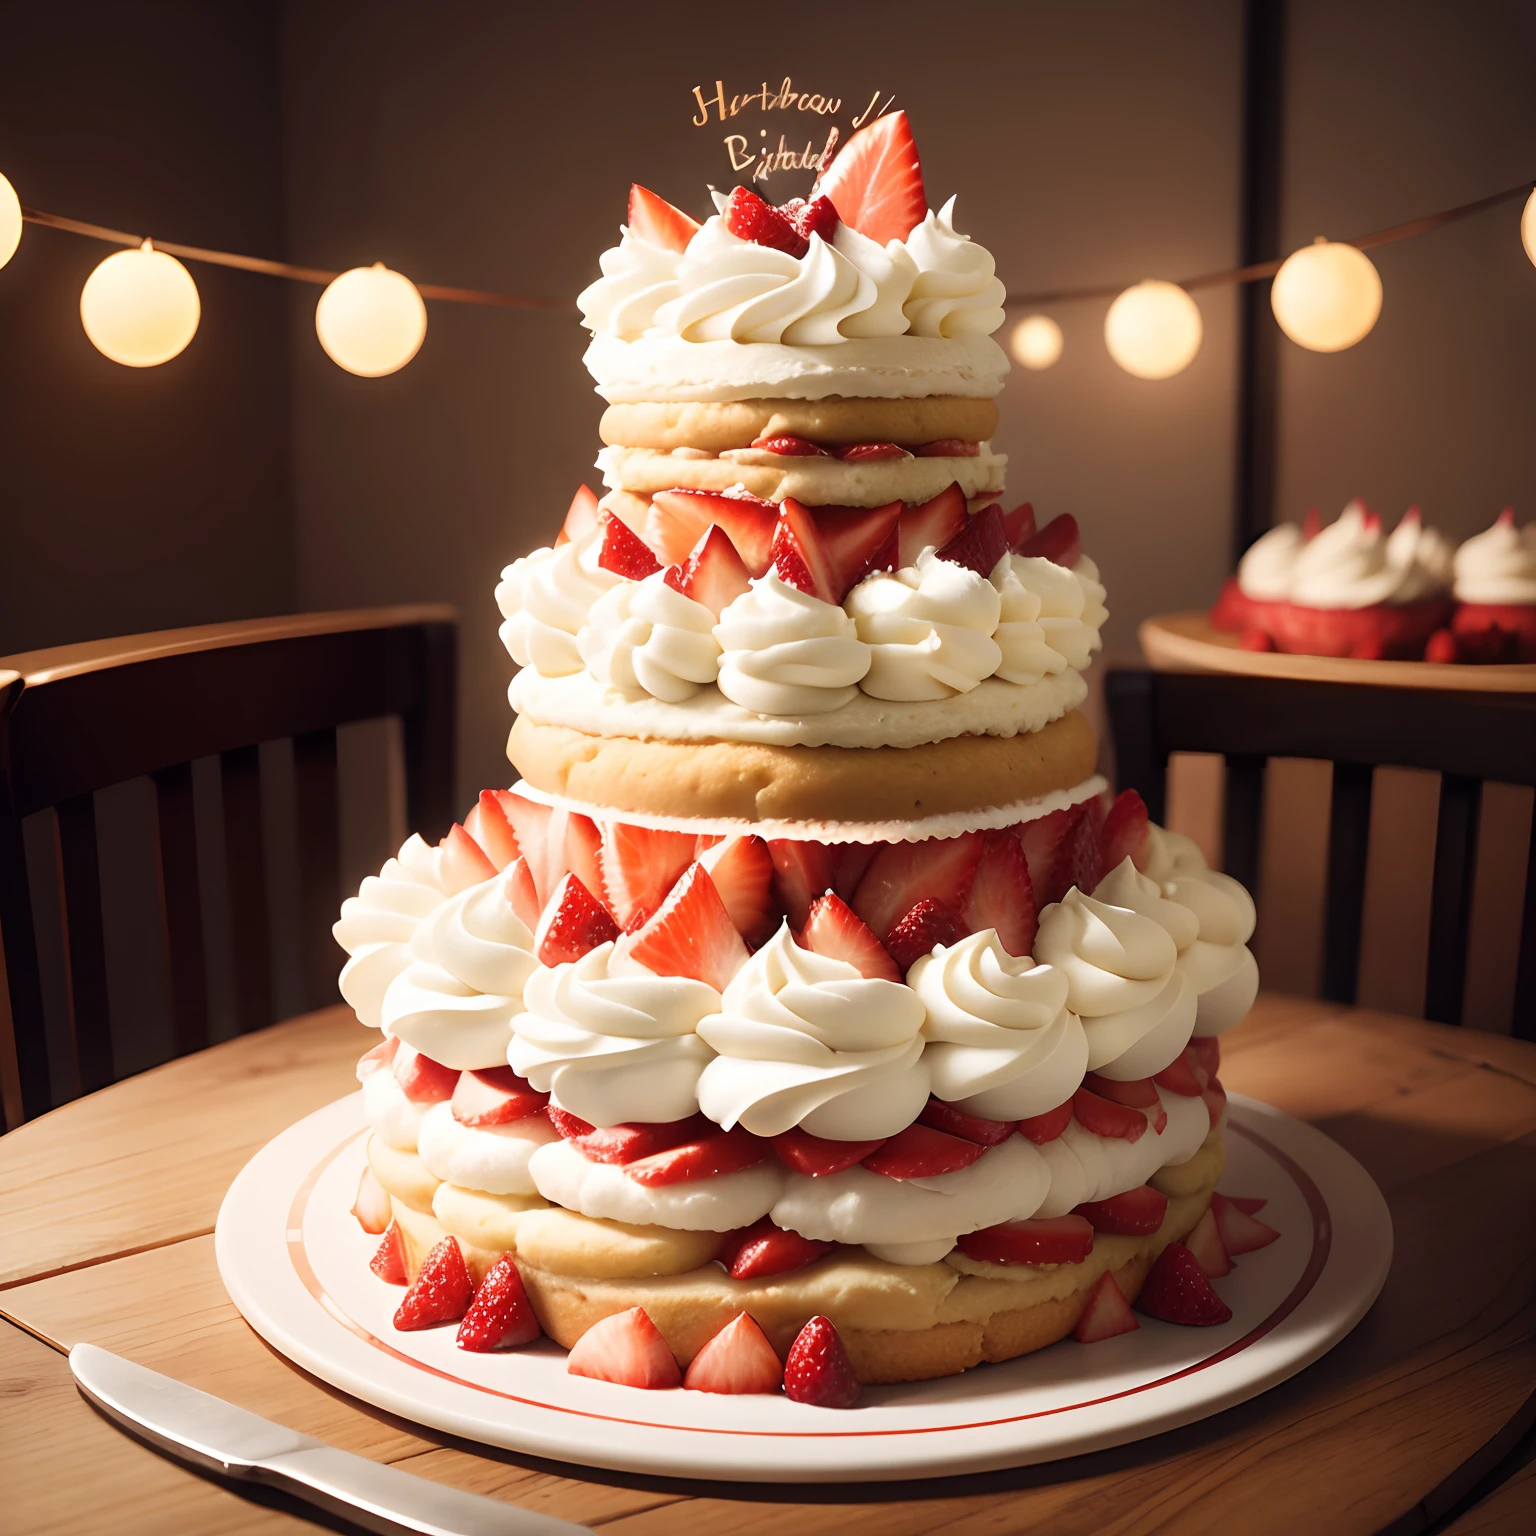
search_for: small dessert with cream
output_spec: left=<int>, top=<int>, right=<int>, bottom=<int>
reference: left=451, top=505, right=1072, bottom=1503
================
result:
left=1442, top=509, right=1536, bottom=663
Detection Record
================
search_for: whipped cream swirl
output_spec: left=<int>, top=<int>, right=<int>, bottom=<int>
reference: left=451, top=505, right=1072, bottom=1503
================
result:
left=576, top=228, right=681, bottom=338
left=497, top=529, right=621, bottom=676
left=902, top=197, right=1008, bottom=339
left=578, top=570, right=721, bottom=702
left=509, top=943, right=719, bottom=1126
left=416, top=1099, right=557, bottom=1196
left=1237, top=523, right=1304, bottom=601
left=696, top=923, right=930, bottom=1139
left=714, top=573, right=871, bottom=714
left=991, top=553, right=1105, bottom=680
left=910, top=932, right=1088, bottom=1118
left=1454, top=511, right=1536, bottom=604
left=1291, top=502, right=1450, bottom=609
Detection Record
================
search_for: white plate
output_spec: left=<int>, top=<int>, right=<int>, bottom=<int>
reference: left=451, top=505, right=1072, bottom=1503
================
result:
left=215, top=1094, right=1391, bottom=1483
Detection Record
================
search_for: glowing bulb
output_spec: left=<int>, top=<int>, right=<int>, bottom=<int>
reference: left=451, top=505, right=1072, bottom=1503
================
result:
left=1104, top=280, right=1202, bottom=379
left=0, top=172, right=21, bottom=270
left=1522, top=188, right=1536, bottom=269
left=1010, top=314, right=1063, bottom=370
left=1270, top=238, right=1382, bottom=352
left=315, top=263, right=426, bottom=376
left=80, top=239, right=200, bottom=367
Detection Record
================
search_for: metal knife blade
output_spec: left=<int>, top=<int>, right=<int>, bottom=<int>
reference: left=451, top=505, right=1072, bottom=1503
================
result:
left=70, top=1343, right=593, bottom=1535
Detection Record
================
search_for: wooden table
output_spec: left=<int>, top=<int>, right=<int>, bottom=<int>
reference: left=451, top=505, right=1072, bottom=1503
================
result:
left=3, top=997, right=1534, bottom=1535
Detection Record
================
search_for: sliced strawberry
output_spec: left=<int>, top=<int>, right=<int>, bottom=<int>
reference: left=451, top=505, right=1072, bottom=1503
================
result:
left=814, top=501, right=901, bottom=598
left=673, top=524, right=753, bottom=619
left=369, top=1222, right=408, bottom=1284
left=623, top=1125, right=770, bottom=1186
left=699, top=834, right=779, bottom=947
left=783, top=1315, right=861, bottom=1407
left=498, top=790, right=556, bottom=904
left=1083, top=1073, right=1167, bottom=1134
left=555, top=483, right=601, bottom=546
left=456, top=1253, right=542, bottom=1351
left=770, top=500, right=841, bottom=605
left=627, top=184, right=700, bottom=252
left=898, top=483, right=967, bottom=566
left=1189, top=1036, right=1221, bottom=1080
left=356, top=1035, right=399, bottom=1081
left=683, top=1313, right=783, bottom=1395
left=718, top=1218, right=835, bottom=1280
left=1073, top=1271, right=1140, bottom=1342
left=1016, top=1099, right=1074, bottom=1143
left=1060, top=802, right=1106, bottom=899
left=1018, top=513, right=1083, bottom=568
left=626, top=862, right=750, bottom=991
left=958, top=1215, right=1095, bottom=1267
left=814, top=108, right=925, bottom=246
left=596, top=510, right=661, bottom=579
left=567, top=1306, right=681, bottom=1388
left=1020, top=803, right=1101, bottom=908
left=561, top=812, right=608, bottom=914
left=799, top=892, right=900, bottom=981
left=1183, top=1208, right=1233, bottom=1279
left=837, top=442, right=912, bottom=462
left=936, top=503, right=1009, bottom=576
left=440, top=822, right=496, bottom=888
left=1202, top=1078, right=1229, bottom=1131
left=1136, top=1242, right=1233, bottom=1326
left=394, top=1237, right=474, bottom=1331
left=552, top=1112, right=708, bottom=1166
left=1001, top=501, right=1036, bottom=550
left=831, top=843, right=878, bottom=902
left=464, top=789, right=521, bottom=872
left=914, top=438, right=981, bottom=458
left=862, top=1123, right=986, bottom=1179
left=535, top=873, right=619, bottom=966
left=919, top=1098, right=1017, bottom=1146
left=885, top=897, right=968, bottom=971
left=751, top=433, right=831, bottom=456
left=1211, top=1193, right=1280, bottom=1255
left=650, top=488, right=778, bottom=575
left=395, top=1048, right=459, bottom=1104
left=781, top=194, right=840, bottom=244
left=772, top=1126, right=885, bottom=1177
left=1075, top=1184, right=1169, bottom=1236
left=723, top=184, right=807, bottom=258
left=1100, top=790, right=1150, bottom=874
left=964, top=830, right=1038, bottom=958
left=851, top=831, right=983, bottom=943
left=1222, top=1193, right=1269, bottom=1216
left=599, top=822, right=697, bottom=930
left=768, top=839, right=836, bottom=929
left=506, top=855, right=541, bottom=933
left=1072, top=1087, right=1149, bottom=1143
left=451, top=1066, right=549, bottom=1127
left=351, top=1167, right=391, bottom=1234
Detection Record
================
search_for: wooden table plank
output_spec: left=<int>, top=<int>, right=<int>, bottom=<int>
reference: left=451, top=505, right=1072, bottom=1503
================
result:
left=1446, top=1458, right=1536, bottom=1535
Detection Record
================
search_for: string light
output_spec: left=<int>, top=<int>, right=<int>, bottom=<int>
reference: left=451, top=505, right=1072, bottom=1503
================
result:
left=79, top=239, right=200, bottom=367
left=1010, top=314, right=1063, bottom=370
left=1104, top=280, right=1202, bottom=379
left=315, top=263, right=427, bottom=377
left=0, top=172, right=21, bottom=270
left=1270, top=237, right=1382, bottom=352
left=1522, top=187, right=1536, bottom=269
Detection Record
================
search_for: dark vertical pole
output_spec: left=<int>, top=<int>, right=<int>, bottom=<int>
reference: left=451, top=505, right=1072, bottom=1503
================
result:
left=1234, top=0, right=1288, bottom=566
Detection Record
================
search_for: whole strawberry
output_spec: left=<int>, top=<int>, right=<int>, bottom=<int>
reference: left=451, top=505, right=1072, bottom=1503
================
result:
left=783, top=1315, right=861, bottom=1408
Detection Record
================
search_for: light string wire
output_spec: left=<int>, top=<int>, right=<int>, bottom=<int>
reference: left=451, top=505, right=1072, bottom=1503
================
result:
left=20, top=175, right=1535, bottom=313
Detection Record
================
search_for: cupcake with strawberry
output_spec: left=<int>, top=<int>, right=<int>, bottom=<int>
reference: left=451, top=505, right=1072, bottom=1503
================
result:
left=1442, top=509, right=1536, bottom=663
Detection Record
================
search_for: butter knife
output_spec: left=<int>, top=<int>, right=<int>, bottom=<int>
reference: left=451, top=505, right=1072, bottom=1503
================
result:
left=70, top=1343, right=592, bottom=1535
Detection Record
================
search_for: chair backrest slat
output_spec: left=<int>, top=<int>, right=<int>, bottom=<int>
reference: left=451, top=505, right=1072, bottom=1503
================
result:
left=0, top=673, right=45, bottom=1123
left=1322, top=761, right=1374, bottom=1005
left=294, top=728, right=342, bottom=1014
left=1222, top=754, right=1266, bottom=898
left=220, top=744, right=272, bottom=1035
left=54, top=794, right=114, bottom=1096
left=1425, top=774, right=1483, bottom=1025
left=151, top=762, right=210, bottom=1057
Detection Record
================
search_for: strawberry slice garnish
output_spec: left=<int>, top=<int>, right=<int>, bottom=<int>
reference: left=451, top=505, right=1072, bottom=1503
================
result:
left=767, top=839, right=836, bottom=929
left=814, top=108, right=926, bottom=245
left=770, top=499, right=841, bottom=604
left=699, top=834, right=779, bottom=947
left=450, top=1066, right=549, bottom=1127
left=1211, top=1193, right=1281, bottom=1255
left=627, top=184, right=700, bottom=253
left=1136, top=1242, right=1233, bottom=1326
left=456, top=1253, right=542, bottom=1351
left=667, top=524, right=754, bottom=619
left=625, top=862, right=750, bottom=992
left=393, top=1237, right=474, bottom=1331
left=851, top=830, right=983, bottom=944
left=1017, top=513, right=1083, bottom=568
left=505, top=855, right=541, bottom=933
left=356, top=1035, right=399, bottom=1081
left=599, top=822, right=696, bottom=930
left=915, top=438, right=982, bottom=458
left=885, top=897, right=968, bottom=971
left=723, top=184, right=808, bottom=258
left=837, top=442, right=913, bottom=462
left=595, top=510, right=661, bottom=579
left=1183, top=1208, right=1233, bottom=1278
left=780, top=194, right=840, bottom=245
left=567, top=1306, right=682, bottom=1388
left=936, top=502, right=1009, bottom=576
left=351, top=1167, right=391, bottom=1234
left=1189, top=1036, right=1221, bottom=1080
left=534, top=873, right=619, bottom=966
left=1016, top=1099, right=1074, bottom=1143
left=772, top=1126, right=885, bottom=1177
left=1020, top=803, right=1102, bottom=908
left=1001, top=501, right=1036, bottom=550
left=649, top=488, right=778, bottom=575
left=750, top=434, right=831, bottom=456
left=799, top=892, right=900, bottom=981
left=1072, top=1086, right=1149, bottom=1143
left=548, top=1111, right=708, bottom=1165
left=814, top=501, right=901, bottom=597
left=718, top=1218, right=835, bottom=1280
left=783, top=1315, right=861, bottom=1407
left=1074, top=1184, right=1169, bottom=1236
left=495, top=789, right=554, bottom=899
left=464, top=789, right=521, bottom=872
left=957, top=1215, right=1095, bottom=1266
left=1100, top=789, right=1151, bottom=875
left=683, top=1312, right=784, bottom=1395
left=898, top=483, right=967, bottom=566
left=440, top=822, right=496, bottom=889
left=831, top=843, right=878, bottom=901
left=963, top=830, right=1038, bottom=958
left=918, top=1098, right=1016, bottom=1145
left=554, top=484, right=601, bottom=546
left=623, top=1124, right=770, bottom=1187
left=395, top=1047, right=459, bottom=1104
left=1082, top=1073, right=1167, bottom=1134
left=1223, top=1193, right=1268, bottom=1215
left=369, top=1222, right=408, bottom=1284
left=861, top=1123, right=986, bottom=1179
left=1073, top=1271, right=1140, bottom=1343
left=1153, top=1047, right=1207, bottom=1097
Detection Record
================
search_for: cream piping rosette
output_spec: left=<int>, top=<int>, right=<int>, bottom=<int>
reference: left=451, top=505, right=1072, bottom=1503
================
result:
left=578, top=569, right=721, bottom=703
left=497, top=526, right=620, bottom=677
left=415, top=1099, right=557, bottom=1196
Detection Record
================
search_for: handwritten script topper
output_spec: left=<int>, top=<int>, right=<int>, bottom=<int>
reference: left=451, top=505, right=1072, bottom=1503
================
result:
left=691, top=79, right=897, bottom=184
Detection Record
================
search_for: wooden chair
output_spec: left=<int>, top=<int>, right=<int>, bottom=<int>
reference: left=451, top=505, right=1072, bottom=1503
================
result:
left=0, top=607, right=457, bottom=1130
left=1105, top=669, right=1536, bottom=1037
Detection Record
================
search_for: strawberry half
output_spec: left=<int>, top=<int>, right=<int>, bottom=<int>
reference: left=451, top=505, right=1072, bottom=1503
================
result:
left=963, top=829, right=1038, bottom=958
left=718, top=1217, right=835, bottom=1280
left=751, top=434, right=831, bottom=457
left=625, top=862, right=750, bottom=992
left=599, top=822, right=697, bottom=930
left=627, top=184, right=700, bottom=252
left=770, top=500, right=841, bottom=604
left=451, top=1066, right=548, bottom=1127
left=555, top=484, right=601, bottom=546
left=1016, top=1099, right=1074, bottom=1144
left=699, top=835, right=779, bottom=947
left=898, top=483, right=967, bottom=566
left=781, top=194, right=840, bottom=244
left=767, top=839, right=836, bottom=929
left=1223, top=1193, right=1269, bottom=1215
left=799, top=892, right=900, bottom=981
left=1018, top=513, right=1083, bottom=568
left=1211, top=1193, right=1280, bottom=1255
left=1074, top=1184, right=1169, bottom=1236
left=885, top=897, right=968, bottom=971
left=352, top=1168, right=391, bottom=1234
left=1083, top=1073, right=1168, bottom=1134
left=650, top=488, right=778, bottom=575
left=464, top=789, right=521, bottom=872
left=783, top=1315, right=861, bottom=1408
left=814, top=108, right=926, bottom=246
left=831, top=843, right=879, bottom=901
left=535, top=873, right=619, bottom=966
left=1073, top=1271, right=1140, bottom=1343
left=772, top=1126, right=885, bottom=1177
left=861, top=1123, right=985, bottom=1179
left=567, top=1306, right=682, bottom=1389
left=936, top=503, right=1009, bottom=576
left=1183, top=1208, right=1233, bottom=1278
left=440, top=822, right=496, bottom=889
left=1136, top=1242, right=1233, bottom=1326
left=623, top=1125, right=770, bottom=1187
left=395, top=1048, right=459, bottom=1104
left=369, top=1222, right=408, bottom=1284
left=814, top=501, right=901, bottom=598
left=837, top=442, right=912, bottom=463
left=683, top=1313, right=783, bottom=1395
left=1101, top=790, right=1151, bottom=874
left=723, top=184, right=808, bottom=258
left=918, top=1098, right=1016, bottom=1146
left=1072, top=1086, right=1149, bottom=1143
left=456, top=1253, right=542, bottom=1351
left=496, top=790, right=554, bottom=901
left=958, top=1216, right=1095, bottom=1267
left=851, top=831, right=983, bottom=944
left=393, top=1237, right=474, bottom=1331
left=668, top=524, right=754, bottom=621
left=1001, top=501, right=1037, bottom=550
left=595, top=510, right=661, bottom=579
left=1020, top=803, right=1101, bottom=909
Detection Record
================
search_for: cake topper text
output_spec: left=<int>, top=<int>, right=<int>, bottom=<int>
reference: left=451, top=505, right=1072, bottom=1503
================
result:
left=690, top=80, right=897, bottom=184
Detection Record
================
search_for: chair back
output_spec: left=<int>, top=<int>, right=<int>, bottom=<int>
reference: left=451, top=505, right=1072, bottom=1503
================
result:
left=0, top=607, right=456, bottom=1128
left=1105, top=669, right=1536, bottom=1036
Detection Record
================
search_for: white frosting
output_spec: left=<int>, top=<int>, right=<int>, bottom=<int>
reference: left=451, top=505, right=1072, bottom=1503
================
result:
left=991, top=553, right=1104, bottom=677
left=362, top=1065, right=429, bottom=1152
left=713, top=573, right=871, bottom=715
left=508, top=943, right=719, bottom=1127
left=1237, top=523, right=1304, bottom=601
left=575, top=227, right=681, bottom=338
left=496, top=529, right=621, bottom=675
left=416, top=1099, right=557, bottom=1196
left=902, top=197, right=1008, bottom=339
left=1454, top=512, right=1536, bottom=604
left=834, top=222, right=918, bottom=338
left=696, top=924, right=930, bottom=1140
left=846, top=551, right=1003, bottom=701
left=911, top=932, right=1089, bottom=1118
left=1290, top=502, right=1451, bottom=609
left=578, top=571, right=721, bottom=703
